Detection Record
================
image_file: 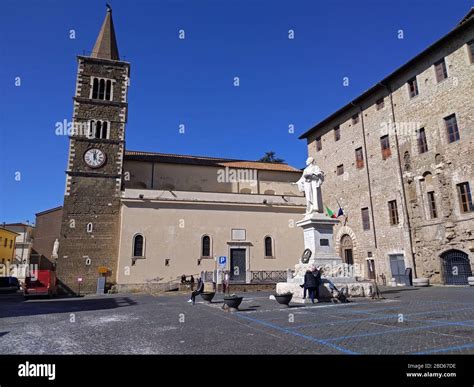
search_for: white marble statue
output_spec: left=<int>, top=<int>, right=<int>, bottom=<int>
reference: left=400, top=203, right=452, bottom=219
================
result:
left=52, top=238, right=59, bottom=257
left=293, top=157, right=325, bottom=214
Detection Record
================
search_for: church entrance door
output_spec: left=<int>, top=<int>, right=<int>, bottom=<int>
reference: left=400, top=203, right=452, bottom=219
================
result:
left=230, top=248, right=246, bottom=282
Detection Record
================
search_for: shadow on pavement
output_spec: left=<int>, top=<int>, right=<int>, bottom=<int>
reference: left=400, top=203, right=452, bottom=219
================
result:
left=0, top=297, right=137, bottom=319
left=380, top=286, right=419, bottom=295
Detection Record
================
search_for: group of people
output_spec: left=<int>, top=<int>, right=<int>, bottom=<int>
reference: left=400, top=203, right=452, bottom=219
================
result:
left=184, top=268, right=342, bottom=305
left=302, top=266, right=342, bottom=303
left=184, top=271, right=231, bottom=305
left=302, top=267, right=321, bottom=303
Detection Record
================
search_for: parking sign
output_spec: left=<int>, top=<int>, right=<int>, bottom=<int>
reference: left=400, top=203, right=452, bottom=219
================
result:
left=218, top=256, right=227, bottom=266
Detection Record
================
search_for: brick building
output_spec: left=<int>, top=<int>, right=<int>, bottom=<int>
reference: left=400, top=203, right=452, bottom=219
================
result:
left=300, top=8, right=474, bottom=285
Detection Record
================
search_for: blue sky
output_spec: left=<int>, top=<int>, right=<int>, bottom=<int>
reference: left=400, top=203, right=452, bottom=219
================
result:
left=0, top=0, right=472, bottom=223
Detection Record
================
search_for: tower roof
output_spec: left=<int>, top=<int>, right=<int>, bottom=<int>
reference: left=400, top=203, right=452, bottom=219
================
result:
left=90, top=5, right=120, bottom=60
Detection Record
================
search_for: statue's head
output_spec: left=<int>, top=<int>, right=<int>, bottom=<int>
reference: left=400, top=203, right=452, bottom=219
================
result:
left=305, top=157, right=314, bottom=166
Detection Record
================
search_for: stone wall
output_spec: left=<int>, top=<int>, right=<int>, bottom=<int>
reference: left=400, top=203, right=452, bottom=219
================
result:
left=305, top=20, right=474, bottom=284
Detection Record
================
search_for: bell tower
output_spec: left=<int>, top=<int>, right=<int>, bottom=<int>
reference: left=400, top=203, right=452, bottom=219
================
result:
left=57, top=6, right=130, bottom=293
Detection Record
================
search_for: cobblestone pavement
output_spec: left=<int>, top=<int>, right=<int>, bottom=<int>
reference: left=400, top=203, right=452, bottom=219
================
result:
left=0, top=286, right=473, bottom=354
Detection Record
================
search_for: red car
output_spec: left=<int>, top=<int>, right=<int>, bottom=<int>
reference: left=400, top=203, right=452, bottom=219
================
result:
left=24, top=270, right=58, bottom=298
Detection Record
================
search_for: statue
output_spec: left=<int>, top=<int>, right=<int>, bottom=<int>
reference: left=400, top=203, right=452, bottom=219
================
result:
left=52, top=238, right=59, bottom=257
left=293, top=157, right=325, bottom=214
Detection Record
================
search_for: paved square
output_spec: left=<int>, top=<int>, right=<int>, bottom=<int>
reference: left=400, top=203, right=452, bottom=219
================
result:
left=1, top=286, right=473, bottom=354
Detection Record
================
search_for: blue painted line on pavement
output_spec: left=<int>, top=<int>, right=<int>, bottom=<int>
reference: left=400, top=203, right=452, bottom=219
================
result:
left=324, top=323, right=453, bottom=341
left=289, top=306, right=474, bottom=330
left=234, top=312, right=359, bottom=354
left=290, top=314, right=410, bottom=330
left=413, top=343, right=474, bottom=355
left=324, top=319, right=474, bottom=342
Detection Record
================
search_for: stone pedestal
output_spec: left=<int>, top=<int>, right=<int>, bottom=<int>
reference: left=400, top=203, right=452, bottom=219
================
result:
left=276, top=213, right=374, bottom=302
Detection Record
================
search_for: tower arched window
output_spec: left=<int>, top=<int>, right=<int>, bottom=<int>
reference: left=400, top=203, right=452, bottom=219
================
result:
left=90, top=120, right=109, bottom=139
left=98, top=79, right=105, bottom=99
left=133, top=234, right=144, bottom=258
left=92, top=78, right=99, bottom=99
left=201, top=235, right=211, bottom=257
left=106, top=80, right=112, bottom=100
left=91, top=77, right=113, bottom=101
left=264, top=236, right=273, bottom=257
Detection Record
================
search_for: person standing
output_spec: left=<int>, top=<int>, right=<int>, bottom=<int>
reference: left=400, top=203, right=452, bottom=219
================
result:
left=303, top=269, right=318, bottom=303
left=313, top=267, right=322, bottom=300
left=223, top=271, right=230, bottom=295
left=190, top=275, right=195, bottom=291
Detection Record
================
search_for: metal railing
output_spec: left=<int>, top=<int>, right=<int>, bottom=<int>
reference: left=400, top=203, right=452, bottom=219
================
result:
left=250, top=271, right=287, bottom=284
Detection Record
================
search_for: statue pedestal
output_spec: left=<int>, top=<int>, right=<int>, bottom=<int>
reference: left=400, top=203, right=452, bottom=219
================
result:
left=276, top=212, right=374, bottom=302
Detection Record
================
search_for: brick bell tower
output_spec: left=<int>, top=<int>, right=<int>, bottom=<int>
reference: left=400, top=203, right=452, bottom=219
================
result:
left=57, top=6, right=130, bottom=294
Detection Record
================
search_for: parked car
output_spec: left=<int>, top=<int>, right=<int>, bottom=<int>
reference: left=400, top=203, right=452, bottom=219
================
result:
left=0, top=276, right=21, bottom=294
left=24, top=270, right=58, bottom=298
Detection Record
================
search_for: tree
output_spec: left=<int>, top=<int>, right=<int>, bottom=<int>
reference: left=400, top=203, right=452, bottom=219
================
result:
left=258, top=151, right=284, bottom=163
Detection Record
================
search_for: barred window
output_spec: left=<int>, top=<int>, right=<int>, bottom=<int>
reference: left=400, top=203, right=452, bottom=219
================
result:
left=264, top=236, right=273, bottom=257
left=388, top=200, right=399, bottom=225
left=133, top=234, right=144, bottom=257
left=202, top=235, right=211, bottom=257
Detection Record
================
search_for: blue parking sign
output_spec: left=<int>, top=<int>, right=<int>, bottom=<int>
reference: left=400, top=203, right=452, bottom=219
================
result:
left=219, top=256, right=227, bottom=266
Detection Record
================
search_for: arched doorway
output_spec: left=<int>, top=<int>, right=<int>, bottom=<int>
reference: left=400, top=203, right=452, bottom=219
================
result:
left=441, top=250, right=472, bottom=285
left=340, top=234, right=354, bottom=265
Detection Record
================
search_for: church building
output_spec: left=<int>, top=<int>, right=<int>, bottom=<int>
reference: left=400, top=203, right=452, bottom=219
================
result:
left=55, top=8, right=306, bottom=293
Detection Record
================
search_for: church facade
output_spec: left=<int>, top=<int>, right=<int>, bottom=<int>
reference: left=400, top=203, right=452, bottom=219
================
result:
left=56, top=9, right=306, bottom=293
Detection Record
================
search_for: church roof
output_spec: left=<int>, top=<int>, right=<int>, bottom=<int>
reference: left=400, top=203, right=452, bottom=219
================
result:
left=90, top=6, right=120, bottom=61
left=124, top=150, right=302, bottom=173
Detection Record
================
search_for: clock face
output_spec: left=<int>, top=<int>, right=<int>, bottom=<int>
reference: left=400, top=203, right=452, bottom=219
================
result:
left=84, top=148, right=106, bottom=168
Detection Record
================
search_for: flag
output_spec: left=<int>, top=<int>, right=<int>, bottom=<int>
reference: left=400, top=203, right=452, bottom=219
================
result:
left=337, top=207, right=344, bottom=217
left=325, top=206, right=337, bottom=218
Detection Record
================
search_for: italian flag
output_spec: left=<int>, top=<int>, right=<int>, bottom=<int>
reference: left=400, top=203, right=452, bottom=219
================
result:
left=325, top=206, right=337, bottom=218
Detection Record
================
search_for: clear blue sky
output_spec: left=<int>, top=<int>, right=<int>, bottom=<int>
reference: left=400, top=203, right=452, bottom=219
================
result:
left=0, top=0, right=472, bottom=223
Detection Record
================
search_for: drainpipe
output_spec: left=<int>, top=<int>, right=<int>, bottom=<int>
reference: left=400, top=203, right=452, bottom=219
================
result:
left=151, top=161, right=155, bottom=189
left=379, top=82, right=418, bottom=278
left=350, top=102, right=378, bottom=249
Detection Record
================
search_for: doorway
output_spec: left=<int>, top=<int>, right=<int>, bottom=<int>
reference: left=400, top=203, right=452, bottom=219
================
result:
left=389, top=254, right=407, bottom=285
left=340, top=234, right=354, bottom=265
left=230, top=248, right=246, bottom=282
left=367, top=259, right=376, bottom=280
left=441, top=250, right=471, bottom=285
